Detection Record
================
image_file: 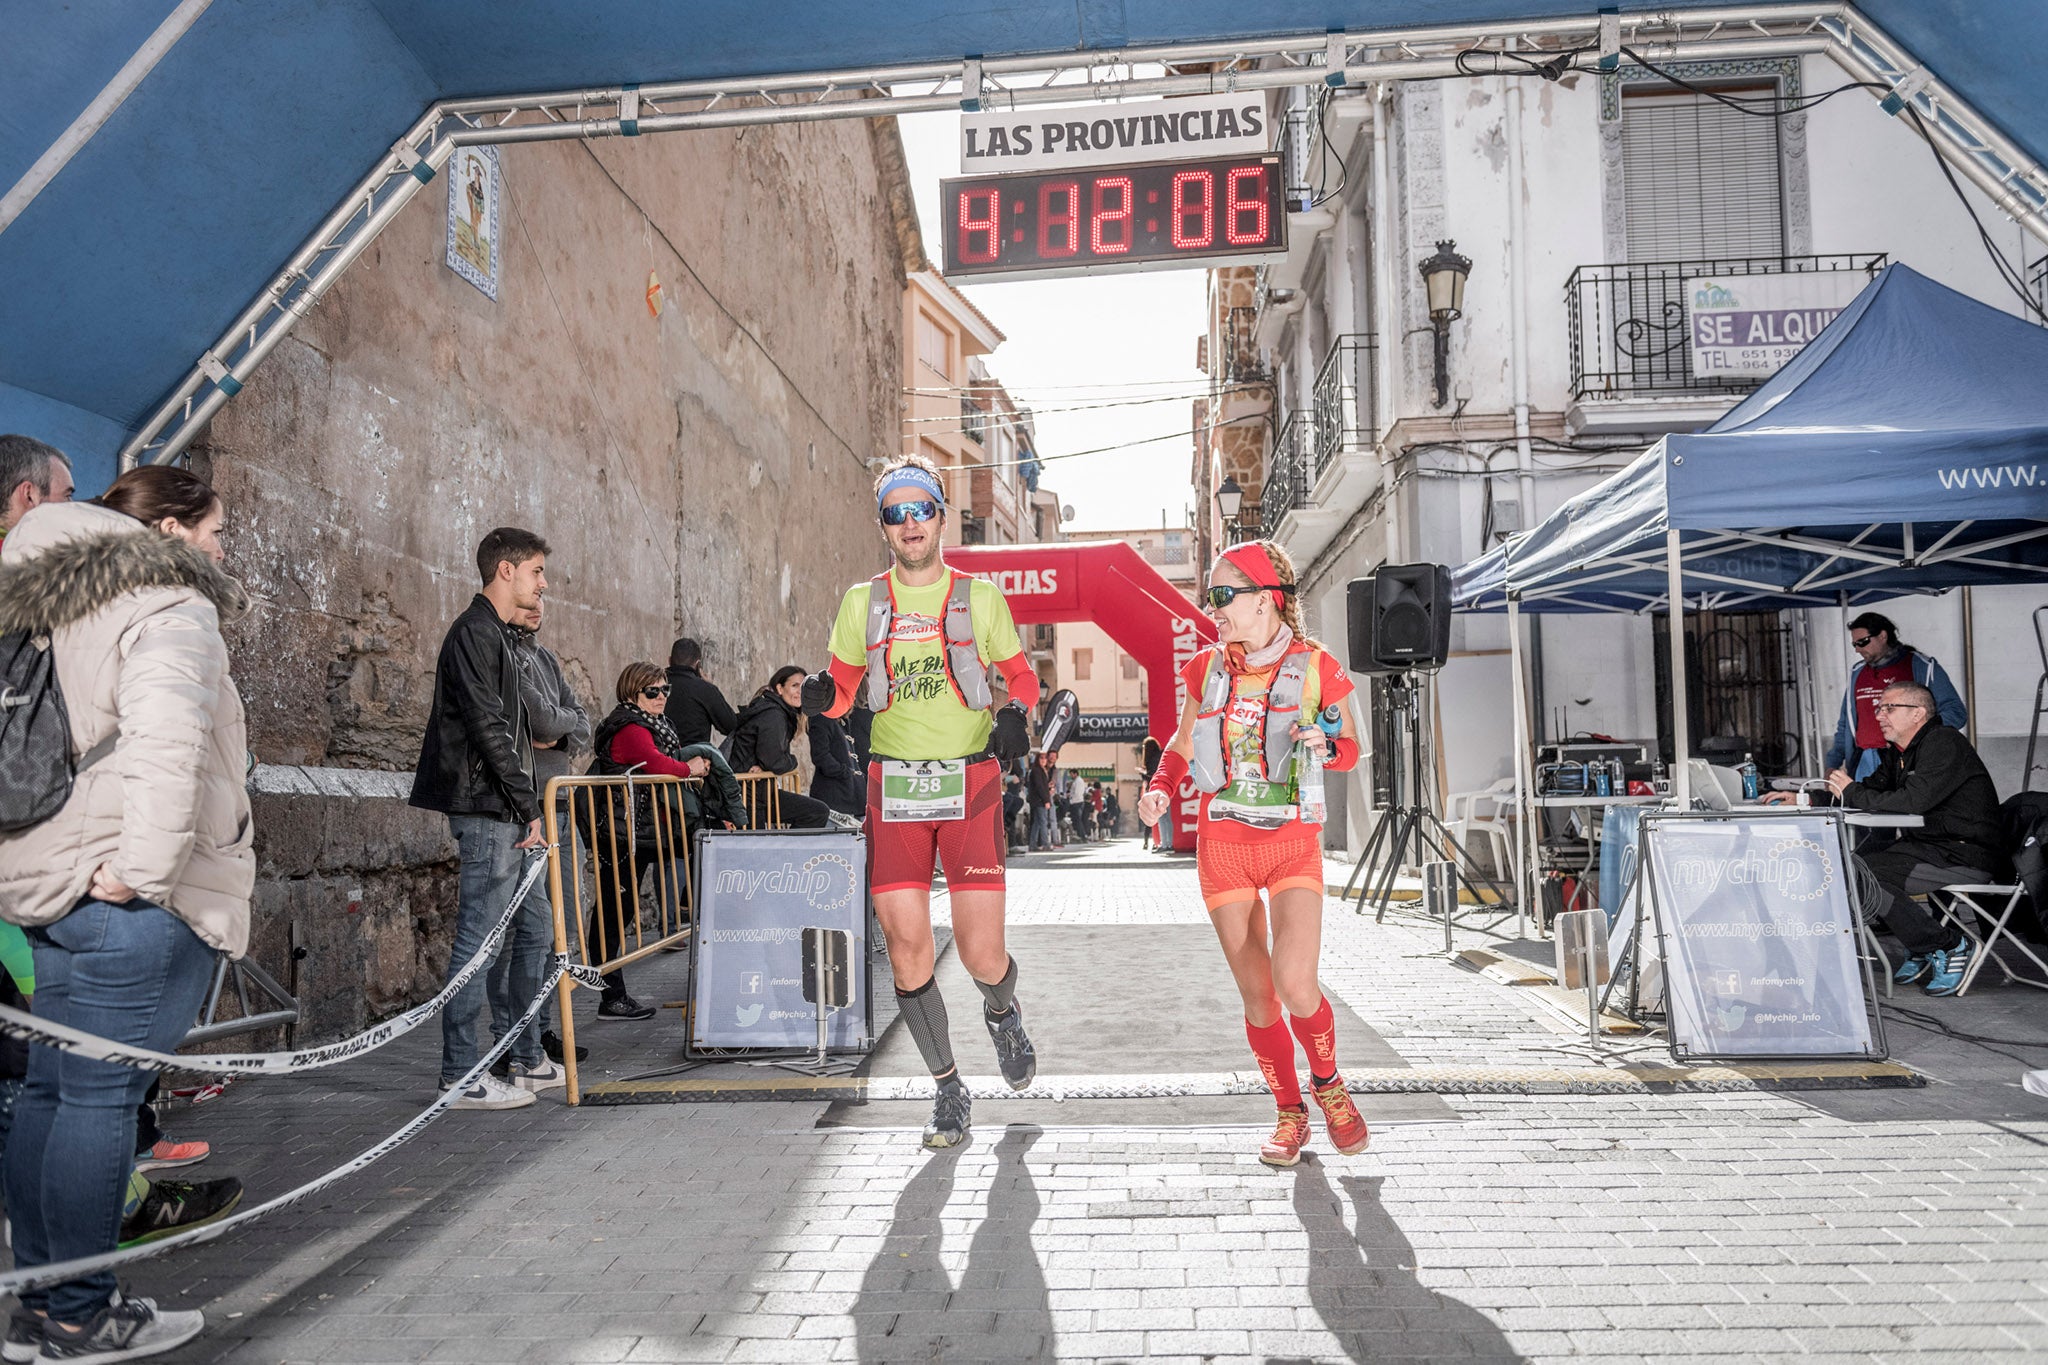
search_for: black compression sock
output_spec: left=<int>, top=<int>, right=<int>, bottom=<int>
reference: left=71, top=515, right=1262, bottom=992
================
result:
left=894, top=978, right=957, bottom=1077
left=975, top=956, right=1019, bottom=1015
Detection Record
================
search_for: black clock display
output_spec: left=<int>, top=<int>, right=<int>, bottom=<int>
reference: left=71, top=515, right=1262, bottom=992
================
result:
left=940, top=153, right=1287, bottom=281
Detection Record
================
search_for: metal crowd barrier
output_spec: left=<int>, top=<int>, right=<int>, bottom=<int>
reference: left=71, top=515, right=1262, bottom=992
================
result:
left=544, top=772, right=699, bottom=1104
left=733, top=769, right=804, bottom=829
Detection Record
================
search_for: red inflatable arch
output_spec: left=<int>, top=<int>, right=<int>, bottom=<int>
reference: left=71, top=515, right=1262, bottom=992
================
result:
left=949, top=541, right=1216, bottom=852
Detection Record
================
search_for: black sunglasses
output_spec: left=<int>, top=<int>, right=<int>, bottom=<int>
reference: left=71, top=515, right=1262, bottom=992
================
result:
left=1851, top=635, right=1874, bottom=648
left=1205, top=583, right=1293, bottom=610
left=640, top=685, right=672, bottom=699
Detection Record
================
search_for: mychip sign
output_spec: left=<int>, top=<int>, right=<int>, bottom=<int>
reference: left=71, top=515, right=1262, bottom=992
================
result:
left=688, top=830, right=868, bottom=1053
left=1685, top=272, right=1869, bottom=378
left=1641, top=811, right=1881, bottom=1062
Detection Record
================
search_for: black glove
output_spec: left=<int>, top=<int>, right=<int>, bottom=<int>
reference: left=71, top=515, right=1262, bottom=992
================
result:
left=991, top=702, right=1030, bottom=762
left=800, top=672, right=837, bottom=717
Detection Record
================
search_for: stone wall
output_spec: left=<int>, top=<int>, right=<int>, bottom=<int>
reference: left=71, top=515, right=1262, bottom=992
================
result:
left=194, top=117, right=909, bottom=1041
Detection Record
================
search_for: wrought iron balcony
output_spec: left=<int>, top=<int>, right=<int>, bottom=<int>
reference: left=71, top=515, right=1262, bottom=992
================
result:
left=1276, top=92, right=1327, bottom=213
left=1262, top=411, right=1313, bottom=542
left=960, top=393, right=989, bottom=444
left=1566, top=253, right=1885, bottom=402
left=1223, top=504, right=1264, bottom=545
left=1222, top=305, right=1268, bottom=384
left=1311, top=333, right=1377, bottom=479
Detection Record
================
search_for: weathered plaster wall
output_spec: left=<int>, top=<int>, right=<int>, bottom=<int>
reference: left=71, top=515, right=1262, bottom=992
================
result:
left=196, top=116, right=907, bottom=1038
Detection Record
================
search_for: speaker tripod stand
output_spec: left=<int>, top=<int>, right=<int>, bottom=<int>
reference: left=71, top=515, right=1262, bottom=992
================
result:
left=1338, top=671, right=1512, bottom=923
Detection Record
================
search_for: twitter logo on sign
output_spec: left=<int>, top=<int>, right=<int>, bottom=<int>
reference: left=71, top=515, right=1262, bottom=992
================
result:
left=735, top=1003, right=763, bottom=1027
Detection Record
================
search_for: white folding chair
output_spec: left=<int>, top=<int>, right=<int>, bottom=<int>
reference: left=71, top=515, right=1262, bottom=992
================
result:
left=1443, top=777, right=1517, bottom=879
left=1936, top=882, right=2048, bottom=997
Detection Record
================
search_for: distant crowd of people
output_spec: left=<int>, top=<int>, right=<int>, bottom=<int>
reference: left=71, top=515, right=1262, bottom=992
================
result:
left=1001, top=750, right=1119, bottom=852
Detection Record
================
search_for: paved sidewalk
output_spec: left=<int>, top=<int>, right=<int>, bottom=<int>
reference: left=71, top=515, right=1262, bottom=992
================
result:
left=13, top=843, right=2048, bottom=1362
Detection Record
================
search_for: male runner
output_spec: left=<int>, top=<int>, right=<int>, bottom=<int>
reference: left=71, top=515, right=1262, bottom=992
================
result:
left=801, top=453, right=1038, bottom=1147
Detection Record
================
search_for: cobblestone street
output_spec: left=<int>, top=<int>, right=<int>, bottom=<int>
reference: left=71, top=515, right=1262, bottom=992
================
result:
left=59, top=846, right=2048, bottom=1363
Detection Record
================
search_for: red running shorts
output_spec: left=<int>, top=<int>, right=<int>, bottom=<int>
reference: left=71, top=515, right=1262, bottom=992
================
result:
left=1197, top=833, right=1325, bottom=910
left=864, top=757, right=1008, bottom=895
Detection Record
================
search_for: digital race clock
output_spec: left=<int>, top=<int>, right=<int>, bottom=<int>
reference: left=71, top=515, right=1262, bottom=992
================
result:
left=940, top=153, right=1287, bottom=282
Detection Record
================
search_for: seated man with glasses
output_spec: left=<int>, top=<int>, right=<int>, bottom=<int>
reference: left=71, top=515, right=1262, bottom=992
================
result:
left=1836, top=680, right=2007, bottom=997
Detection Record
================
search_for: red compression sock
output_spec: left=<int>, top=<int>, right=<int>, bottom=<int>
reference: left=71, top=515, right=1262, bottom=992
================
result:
left=1290, top=998, right=1339, bottom=1083
left=1245, top=1017, right=1303, bottom=1107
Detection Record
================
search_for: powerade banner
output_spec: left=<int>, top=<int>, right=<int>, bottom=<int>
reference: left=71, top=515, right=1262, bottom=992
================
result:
left=689, top=831, right=868, bottom=1052
left=1643, top=813, right=1880, bottom=1061
left=1076, top=711, right=1149, bottom=744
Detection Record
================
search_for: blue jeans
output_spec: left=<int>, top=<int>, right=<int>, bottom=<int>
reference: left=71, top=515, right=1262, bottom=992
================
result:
left=486, top=812, right=559, bottom=1069
left=444, top=815, right=525, bottom=1084
left=1028, top=806, right=1053, bottom=851
left=1, top=898, right=214, bottom=1323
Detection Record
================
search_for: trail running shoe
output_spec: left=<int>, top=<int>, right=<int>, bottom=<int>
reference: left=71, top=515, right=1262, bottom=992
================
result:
left=923, top=1078, right=972, bottom=1150
left=34, top=1293, right=202, bottom=1363
left=541, top=1031, right=588, bottom=1063
left=1893, top=951, right=1936, bottom=986
left=596, top=995, right=655, bottom=1022
left=1259, top=1105, right=1313, bottom=1168
left=133, top=1138, right=209, bottom=1173
left=1923, top=936, right=1976, bottom=997
left=119, top=1176, right=245, bottom=1247
left=1310, top=1077, right=1372, bottom=1156
left=984, top=1000, right=1037, bottom=1091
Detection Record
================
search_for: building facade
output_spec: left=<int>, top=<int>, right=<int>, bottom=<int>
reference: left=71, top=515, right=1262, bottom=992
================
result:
left=1201, top=54, right=2046, bottom=849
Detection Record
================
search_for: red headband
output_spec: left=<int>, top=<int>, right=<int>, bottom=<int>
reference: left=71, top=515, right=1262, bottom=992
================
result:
left=1220, top=542, right=1285, bottom=590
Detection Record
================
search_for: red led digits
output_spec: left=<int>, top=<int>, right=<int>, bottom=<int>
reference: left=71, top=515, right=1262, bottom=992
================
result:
left=956, top=187, right=1000, bottom=264
left=1171, top=170, right=1214, bottom=249
left=1225, top=165, right=1269, bottom=246
left=1090, top=176, right=1134, bottom=254
left=1038, top=180, right=1081, bottom=258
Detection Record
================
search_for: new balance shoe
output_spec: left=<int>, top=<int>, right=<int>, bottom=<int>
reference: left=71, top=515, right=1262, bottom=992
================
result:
left=1923, top=936, right=1976, bottom=996
left=983, top=1001, right=1037, bottom=1091
left=133, top=1137, right=209, bottom=1173
left=438, top=1074, right=536, bottom=1110
left=119, top=1176, right=245, bottom=1247
left=596, top=995, right=655, bottom=1022
left=1893, top=951, right=1937, bottom=986
left=541, top=1030, right=588, bottom=1063
left=1309, top=1077, right=1371, bottom=1156
left=2, top=1307, right=40, bottom=1364
left=510, top=1058, right=566, bottom=1094
left=922, top=1077, right=972, bottom=1150
left=1259, top=1105, right=1312, bottom=1168
left=34, top=1294, right=202, bottom=1363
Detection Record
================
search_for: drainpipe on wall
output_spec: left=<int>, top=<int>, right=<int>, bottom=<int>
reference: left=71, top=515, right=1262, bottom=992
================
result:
left=1372, top=81, right=1403, bottom=562
left=1504, top=63, right=1544, bottom=750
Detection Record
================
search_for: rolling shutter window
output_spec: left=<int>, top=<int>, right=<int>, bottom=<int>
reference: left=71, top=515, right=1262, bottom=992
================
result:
left=1622, top=89, right=1784, bottom=262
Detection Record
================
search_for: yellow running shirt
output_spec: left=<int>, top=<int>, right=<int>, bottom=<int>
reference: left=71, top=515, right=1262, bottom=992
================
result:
left=828, top=569, right=1023, bottom=760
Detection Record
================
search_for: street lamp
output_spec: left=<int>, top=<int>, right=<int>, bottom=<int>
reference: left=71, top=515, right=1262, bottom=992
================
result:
left=1419, top=239, right=1472, bottom=409
left=1216, top=475, right=1243, bottom=520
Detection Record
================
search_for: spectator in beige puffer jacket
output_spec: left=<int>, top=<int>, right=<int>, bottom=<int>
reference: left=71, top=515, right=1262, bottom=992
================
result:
left=0, top=467, right=250, bottom=1358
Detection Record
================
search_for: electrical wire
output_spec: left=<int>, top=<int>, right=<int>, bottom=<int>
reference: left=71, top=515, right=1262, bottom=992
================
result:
left=969, top=411, right=1271, bottom=473
left=1878, top=999, right=2048, bottom=1068
left=898, top=382, right=1268, bottom=425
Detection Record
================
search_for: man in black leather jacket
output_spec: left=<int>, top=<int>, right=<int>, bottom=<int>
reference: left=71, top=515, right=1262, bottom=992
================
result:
left=409, top=527, right=550, bottom=1109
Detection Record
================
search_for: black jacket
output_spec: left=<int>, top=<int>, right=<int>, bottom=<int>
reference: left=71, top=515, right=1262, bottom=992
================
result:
left=1027, top=762, right=1053, bottom=808
left=1844, top=722, right=2005, bottom=871
left=728, top=690, right=801, bottom=776
left=410, top=595, right=538, bottom=824
left=809, top=711, right=865, bottom=816
left=665, top=664, right=739, bottom=748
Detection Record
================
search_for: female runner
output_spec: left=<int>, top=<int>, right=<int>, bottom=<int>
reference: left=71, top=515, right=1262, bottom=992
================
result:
left=1137, top=539, right=1368, bottom=1166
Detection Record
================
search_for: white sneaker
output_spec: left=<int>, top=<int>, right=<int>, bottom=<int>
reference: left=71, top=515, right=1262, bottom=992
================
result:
left=33, top=1293, right=201, bottom=1362
left=2024, top=1069, right=2048, bottom=1098
left=509, top=1059, right=566, bottom=1094
left=439, top=1074, right=535, bottom=1110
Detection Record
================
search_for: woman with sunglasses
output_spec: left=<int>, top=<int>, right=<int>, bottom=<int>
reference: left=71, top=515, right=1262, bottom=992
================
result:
left=585, top=663, right=728, bottom=1021
left=1138, top=539, right=1368, bottom=1167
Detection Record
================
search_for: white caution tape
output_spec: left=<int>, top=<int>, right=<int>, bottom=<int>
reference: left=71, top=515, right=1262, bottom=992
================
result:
left=0, top=949, right=578, bottom=1295
left=0, top=853, right=553, bottom=1075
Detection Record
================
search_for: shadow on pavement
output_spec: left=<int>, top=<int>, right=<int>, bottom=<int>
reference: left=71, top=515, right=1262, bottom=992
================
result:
left=856, top=1127, right=1053, bottom=1363
left=1275, top=1164, right=1524, bottom=1365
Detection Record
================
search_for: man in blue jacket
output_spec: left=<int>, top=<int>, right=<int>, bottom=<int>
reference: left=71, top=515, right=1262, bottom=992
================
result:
left=1824, top=612, right=1966, bottom=781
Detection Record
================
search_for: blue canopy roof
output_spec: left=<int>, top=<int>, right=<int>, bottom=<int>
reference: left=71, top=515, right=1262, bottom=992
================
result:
left=3, top=2, right=2047, bottom=492
left=1454, top=263, right=2048, bottom=614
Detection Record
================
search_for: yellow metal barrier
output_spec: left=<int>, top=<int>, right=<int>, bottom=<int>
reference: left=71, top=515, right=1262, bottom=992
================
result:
left=733, top=770, right=805, bottom=828
left=544, top=773, right=699, bottom=1104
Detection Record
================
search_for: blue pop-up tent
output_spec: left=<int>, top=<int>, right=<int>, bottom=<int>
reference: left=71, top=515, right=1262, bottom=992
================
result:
left=1451, top=261, right=2048, bottom=813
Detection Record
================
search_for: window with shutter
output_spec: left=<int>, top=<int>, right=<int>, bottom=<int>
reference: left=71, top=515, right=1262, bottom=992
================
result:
left=1621, top=88, right=1784, bottom=263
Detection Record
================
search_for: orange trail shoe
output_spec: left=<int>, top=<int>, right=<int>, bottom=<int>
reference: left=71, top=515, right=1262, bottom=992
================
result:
left=1310, top=1077, right=1371, bottom=1155
left=1259, top=1105, right=1312, bottom=1168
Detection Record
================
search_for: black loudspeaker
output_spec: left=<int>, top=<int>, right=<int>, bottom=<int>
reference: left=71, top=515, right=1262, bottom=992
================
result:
left=1347, top=563, right=1452, bottom=672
